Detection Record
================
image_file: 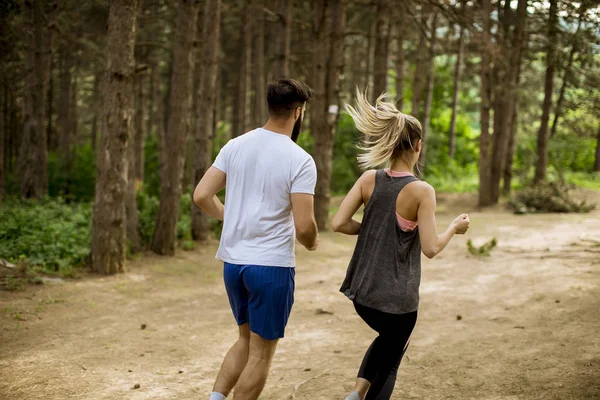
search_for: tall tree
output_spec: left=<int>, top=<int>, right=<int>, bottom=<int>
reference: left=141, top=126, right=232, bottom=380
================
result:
left=373, top=0, right=391, bottom=97
left=502, top=0, right=528, bottom=195
left=0, top=83, right=4, bottom=199
left=419, top=11, right=438, bottom=167
left=478, top=0, right=493, bottom=207
left=192, top=0, right=221, bottom=240
left=311, top=0, right=347, bottom=230
left=595, top=122, right=600, bottom=172
left=448, top=1, right=465, bottom=159
left=252, top=0, right=267, bottom=126
left=151, top=0, right=199, bottom=255
left=273, top=0, right=293, bottom=78
left=91, top=0, right=139, bottom=274
left=394, top=17, right=405, bottom=111
left=534, top=0, right=559, bottom=184
left=550, top=4, right=586, bottom=138
left=232, top=0, right=251, bottom=137
left=19, top=0, right=57, bottom=198
left=490, top=0, right=527, bottom=202
left=410, top=5, right=428, bottom=117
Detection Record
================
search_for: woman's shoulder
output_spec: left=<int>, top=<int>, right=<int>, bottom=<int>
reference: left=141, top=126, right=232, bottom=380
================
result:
left=406, top=179, right=435, bottom=198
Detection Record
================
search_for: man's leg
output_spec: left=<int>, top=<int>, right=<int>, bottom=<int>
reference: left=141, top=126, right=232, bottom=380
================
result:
left=212, top=323, right=251, bottom=397
left=232, top=331, right=279, bottom=400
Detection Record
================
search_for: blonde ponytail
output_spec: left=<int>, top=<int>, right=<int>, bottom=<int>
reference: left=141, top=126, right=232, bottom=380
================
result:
left=345, top=88, right=422, bottom=169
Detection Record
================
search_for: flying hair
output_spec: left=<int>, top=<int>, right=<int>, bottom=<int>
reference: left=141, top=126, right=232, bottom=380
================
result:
left=345, top=88, right=423, bottom=170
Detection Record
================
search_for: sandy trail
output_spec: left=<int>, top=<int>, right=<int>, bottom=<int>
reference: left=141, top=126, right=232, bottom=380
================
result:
left=1, top=193, right=599, bottom=399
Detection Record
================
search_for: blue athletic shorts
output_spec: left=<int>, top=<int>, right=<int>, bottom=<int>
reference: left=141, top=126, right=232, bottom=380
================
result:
left=223, top=263, right=295, bottom=340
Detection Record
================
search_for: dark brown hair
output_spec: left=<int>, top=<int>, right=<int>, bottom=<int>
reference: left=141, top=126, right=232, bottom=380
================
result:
left=266, top=79, right=313, bottom=118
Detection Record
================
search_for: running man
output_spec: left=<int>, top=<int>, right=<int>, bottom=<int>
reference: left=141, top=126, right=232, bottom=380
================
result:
left=332, top=90, right=470, bottom=400
left=193, top=79, right=319, bottom=400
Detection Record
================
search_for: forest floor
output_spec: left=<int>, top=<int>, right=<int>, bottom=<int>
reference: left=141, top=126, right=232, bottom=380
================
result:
left=1, top=192, right=600, bottom=400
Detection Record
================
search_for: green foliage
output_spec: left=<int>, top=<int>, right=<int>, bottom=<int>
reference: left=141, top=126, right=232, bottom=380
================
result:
left=510, top=182, right=596, bottom=214
left=137, top=188, right=160, bottom=245
left=48, top=145, right=97, bottom=202
left=0, top=199, right=91, bottom=273
left=467, top=238, right=498, bottom=257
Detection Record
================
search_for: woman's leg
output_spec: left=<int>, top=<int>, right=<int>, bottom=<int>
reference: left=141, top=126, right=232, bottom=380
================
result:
left=351, top=302, right=418, bottom=400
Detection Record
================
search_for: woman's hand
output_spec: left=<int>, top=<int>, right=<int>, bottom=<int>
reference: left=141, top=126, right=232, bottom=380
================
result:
left=452, top=214, right=470, bottom=235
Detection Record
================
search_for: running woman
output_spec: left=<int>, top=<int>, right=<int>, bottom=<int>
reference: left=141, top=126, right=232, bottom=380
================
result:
left=332, top=90, right=470, bottom=400
left=193, top=79, right=319, bottom=400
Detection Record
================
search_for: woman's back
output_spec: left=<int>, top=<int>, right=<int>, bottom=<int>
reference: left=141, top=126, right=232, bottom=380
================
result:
left=340, top=170, right=423, bottom=314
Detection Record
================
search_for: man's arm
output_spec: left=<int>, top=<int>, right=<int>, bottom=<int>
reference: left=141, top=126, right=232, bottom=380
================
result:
left=291, top=193, right=318, bottom=251
left=193, top=166, right=226, bottom=221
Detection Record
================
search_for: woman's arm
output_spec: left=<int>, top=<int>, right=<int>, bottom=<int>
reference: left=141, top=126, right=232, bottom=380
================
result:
left=332, top=171, right=373, bottom=235
left=417, top=184, right=469, bottom=259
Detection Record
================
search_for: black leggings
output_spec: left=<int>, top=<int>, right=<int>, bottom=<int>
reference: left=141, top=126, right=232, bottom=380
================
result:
left=354, top=302, right=418, bottom=400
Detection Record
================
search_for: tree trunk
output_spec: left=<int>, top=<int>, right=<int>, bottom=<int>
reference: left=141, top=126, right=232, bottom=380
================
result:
left=134, top=73, right=145, bottom=181
left=91, top=0, right=139, bottom=274
left=503, top=102, right=519, bottom=194
left=365, top=21, right=376, bottom=93
left=126, top=107, right=141, bottom=252
left=151, top=0, right=199, bottom=256
left=502, top=1, right=528, bottom=195
left=252, top=0, right=267, bottom=126
left=478, top=0, right=493, bottom=207
left=19, top=0, right=56, bottom=198
left=490, top=0, right=527, bottom=202
left=151, top=62, right=165, bottom=140
left=410, top=5, right=428, bottom=117
left=448, top=6, right=465, bottom=159
left=46, top=58, right=55, bottom=152
left=273, top=0, right=293, bottom=78
left=233, top=1, right=251, bottom=137
left=550, top=7, right=585, bottom=138
left=419, top=12, right=438, bottom=167
left=311, top=0, right=346, bottom=231
left=373, top=0, right=390, bottom=96
left=0, top=82, right=4, bottom=199
left=91, top=71, right=101, bottom=150
left=192, top=0, right=221, bottom=241
left=595, top=123, right=600, bottom=172
left=534, top=0, right=558, bottom=184
left=395, top=22, right=405, bottom=111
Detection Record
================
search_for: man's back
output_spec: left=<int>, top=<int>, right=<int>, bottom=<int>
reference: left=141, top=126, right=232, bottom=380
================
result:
left=213, top=128, right=316, bottom=268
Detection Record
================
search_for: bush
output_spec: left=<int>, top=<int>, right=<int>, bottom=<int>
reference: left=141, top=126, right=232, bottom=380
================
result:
left=509, top=182, right=596, bottom=214
left=0, top=199, right=92, bottom=274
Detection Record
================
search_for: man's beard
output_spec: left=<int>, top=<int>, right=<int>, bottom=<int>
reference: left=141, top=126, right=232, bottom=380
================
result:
left=291, top=116, right=303, bottom=143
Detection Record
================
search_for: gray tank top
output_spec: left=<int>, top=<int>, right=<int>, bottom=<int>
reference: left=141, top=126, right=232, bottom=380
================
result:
left=340, top=169, right=421, bottom=314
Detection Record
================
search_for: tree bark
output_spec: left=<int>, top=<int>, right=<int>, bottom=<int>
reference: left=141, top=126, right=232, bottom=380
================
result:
left=0, top=82, right=4, bottom=199
left=503, top=102, right=519, bottom=195
left=252, top=0, right=267, bottom=126
left=419, top=12, right=438, bottom=167
left=134, top=73, right=145, bottom=180
left=490, top=0, right=527, bottom=202
left=19, top=0, right=56, bottom=198
left=192, top=0, right=221, bottom=241
left=410, top=5, right=428, bottom=117
left=151, top=0, right=199, bottom=255
left=534, top=0, right=558, bottom=184
left=91, top=70, right=101, bottom=150
left=46, top=58, right=55, bottom=152
left=151, top=62, right=165, bottom=140
left=273, top=0, right=293, bottom=78
left=478, top=0, right=493, bottom=207
left=395, top=22, right=405, bottom=111
left=595, top=123, right=600, bottom=172
left=448, top=3, right=465, bottom=159
left=311, top=0, right=346, bottom=231
left=91, top=0, right=139, bottom=274
left=233, top=1, right=251, bottom=137
left=365, top=20, right=376, bottom=94
left=373, top=0, right=390, bottom=97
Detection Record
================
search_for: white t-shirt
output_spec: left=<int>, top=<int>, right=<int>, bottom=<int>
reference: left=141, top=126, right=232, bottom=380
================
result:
left=212, top=128, right=317, bottom=268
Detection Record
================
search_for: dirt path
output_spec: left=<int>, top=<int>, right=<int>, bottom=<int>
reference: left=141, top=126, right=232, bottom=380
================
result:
left=1, top=194, right=600, bottom=400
